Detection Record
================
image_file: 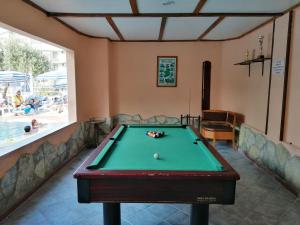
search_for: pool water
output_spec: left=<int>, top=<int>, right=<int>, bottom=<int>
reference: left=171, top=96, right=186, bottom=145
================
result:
left=0, top=121, right=31, bottom=144
left=0, top=122, right=30, bottom=139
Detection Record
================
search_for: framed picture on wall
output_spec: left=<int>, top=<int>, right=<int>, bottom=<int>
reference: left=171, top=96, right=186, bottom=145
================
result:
left=157, top=56, right=177, bottom=87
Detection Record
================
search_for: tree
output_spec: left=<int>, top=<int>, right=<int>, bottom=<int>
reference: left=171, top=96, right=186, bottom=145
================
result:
left=1, top=38, right=52, bottom=99
left=2, top=38, right=52, bottom=76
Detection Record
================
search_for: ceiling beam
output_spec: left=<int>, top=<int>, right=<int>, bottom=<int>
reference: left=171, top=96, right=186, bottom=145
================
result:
left=106, top=17, right=124, bottom=41
left=47, top=12, right=282, bottom=18
left=21, top=0, right=292, bottom=42
left=129, top=0, right=139, bottom=15
left=158, top=17, right=167, bottom=41
left=198, top=16, right=225, bottom=40
left=193, top=0, right=207, bottom=14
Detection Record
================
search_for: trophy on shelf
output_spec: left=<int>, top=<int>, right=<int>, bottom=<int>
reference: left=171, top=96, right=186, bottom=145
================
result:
left=258, top=35, right=264, bottom=58
left=252, top=49, right=256, bottom=60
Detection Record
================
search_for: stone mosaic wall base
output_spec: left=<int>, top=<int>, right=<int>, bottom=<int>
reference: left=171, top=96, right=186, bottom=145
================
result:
left=0, top=122, right=93, bottom=219
left=239, top=124, right=300, bottom=194
left=112, top=114, right=181, bottom=126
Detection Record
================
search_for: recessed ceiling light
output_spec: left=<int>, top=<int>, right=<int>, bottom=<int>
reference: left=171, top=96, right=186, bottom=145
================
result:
left=162, top=1, right=175, bottom=6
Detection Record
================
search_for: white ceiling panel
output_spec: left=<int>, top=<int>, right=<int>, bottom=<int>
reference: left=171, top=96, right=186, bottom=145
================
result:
left=201, top=0, right=300, bottom=13
left=31, top=0, right=132, bottom=13
left=137, top=0, right=200, bottom=13
left=113, top=18, right=161, bottom=40
left=205, top=17, right=271, bottom=40
left=163, top=17, right=218, bottom=40
left=58, top=17, right=119, bottom=40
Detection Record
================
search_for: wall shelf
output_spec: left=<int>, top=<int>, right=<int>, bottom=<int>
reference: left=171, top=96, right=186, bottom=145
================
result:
left=234, top=57, right=271, bottom=77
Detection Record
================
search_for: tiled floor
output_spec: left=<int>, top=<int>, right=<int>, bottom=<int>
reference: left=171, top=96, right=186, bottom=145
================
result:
left=1, top=142, right=299, bottom=225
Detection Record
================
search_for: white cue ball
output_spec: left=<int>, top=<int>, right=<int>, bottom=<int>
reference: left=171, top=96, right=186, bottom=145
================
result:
left=153, top=153, right=160, bottom=159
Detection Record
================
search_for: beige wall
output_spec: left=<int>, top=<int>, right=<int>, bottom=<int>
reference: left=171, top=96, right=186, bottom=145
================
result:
left=76, top=39, right=110, bottom=119
left=109, top=42, right=222, bottom=118
left=218, top=8, right=300, bottom=148
left=218, top=23, right=273, bottom=132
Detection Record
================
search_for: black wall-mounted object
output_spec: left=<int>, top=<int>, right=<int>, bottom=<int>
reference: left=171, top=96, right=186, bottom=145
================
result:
left=202, top=61, right=211, bottom=110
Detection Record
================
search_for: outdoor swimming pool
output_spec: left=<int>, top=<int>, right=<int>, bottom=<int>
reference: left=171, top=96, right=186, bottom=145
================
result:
left=0, top=121, right=31, bottom=145
left=0, top=121, right=61, bottom=149
left=0, top=108, right=69, bottom=150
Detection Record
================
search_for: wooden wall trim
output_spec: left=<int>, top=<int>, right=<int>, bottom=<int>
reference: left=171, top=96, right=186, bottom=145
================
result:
left=22, top=0, right=48, bottom=15
left=265, top=19, right=276, bottom=135
left=47, top=12, right=282, bottom=18
left=280, top=11, right=293, bottom=141
left=111, top=39, right=236, bottom=42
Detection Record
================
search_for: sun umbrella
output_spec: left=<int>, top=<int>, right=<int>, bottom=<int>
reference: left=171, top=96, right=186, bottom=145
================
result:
left=35, top=68, right=67, bottom=81
left=0, top=71, right=30, bottom=83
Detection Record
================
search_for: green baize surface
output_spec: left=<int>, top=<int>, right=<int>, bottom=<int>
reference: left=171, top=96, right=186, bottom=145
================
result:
left=89, top=125, right=224, bottom=171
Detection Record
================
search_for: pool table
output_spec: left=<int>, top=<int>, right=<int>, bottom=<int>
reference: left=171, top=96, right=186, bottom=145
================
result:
left=74, top=124, right=240, bottom=225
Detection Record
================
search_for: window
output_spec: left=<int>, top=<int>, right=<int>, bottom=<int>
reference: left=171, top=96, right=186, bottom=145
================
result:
left=0, top=23, right=76, bottom=151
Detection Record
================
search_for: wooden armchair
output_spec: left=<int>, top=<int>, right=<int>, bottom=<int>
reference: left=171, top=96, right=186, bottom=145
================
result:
left=201, top=110, right=237, bottom=149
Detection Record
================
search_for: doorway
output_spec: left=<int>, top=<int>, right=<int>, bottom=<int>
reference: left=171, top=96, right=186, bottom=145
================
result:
left=202, top=61, right=211, bottom=110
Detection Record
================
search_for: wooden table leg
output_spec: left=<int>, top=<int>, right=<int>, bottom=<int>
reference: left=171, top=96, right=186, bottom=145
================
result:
left=190, top=204, right=209, bottom=225
left=103, top=203, right=120, bottom=225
